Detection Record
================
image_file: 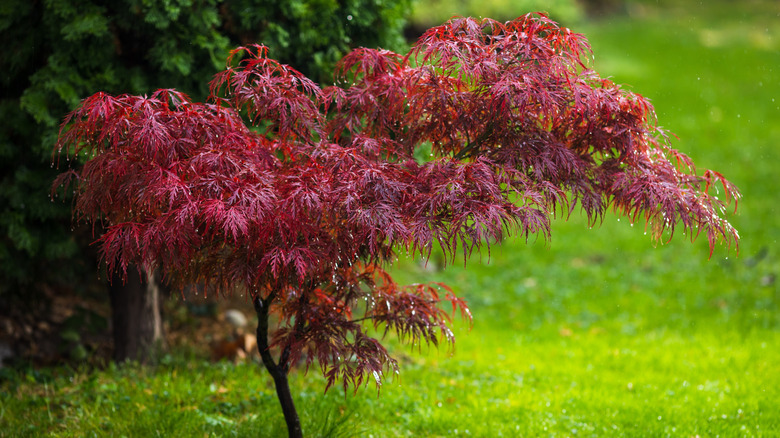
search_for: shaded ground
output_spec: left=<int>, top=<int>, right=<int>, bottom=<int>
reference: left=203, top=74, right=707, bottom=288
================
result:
left=0, top=284, right=257, bottom=369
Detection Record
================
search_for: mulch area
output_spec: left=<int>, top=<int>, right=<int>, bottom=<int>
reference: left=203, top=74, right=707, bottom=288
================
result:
left=0, top=283, right=257, bottom=369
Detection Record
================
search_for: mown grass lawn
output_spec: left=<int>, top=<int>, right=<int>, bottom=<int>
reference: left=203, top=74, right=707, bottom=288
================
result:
left=2, top=1, right=778, bottom=437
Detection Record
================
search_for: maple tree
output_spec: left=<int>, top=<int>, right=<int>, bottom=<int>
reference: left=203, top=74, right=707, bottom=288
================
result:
left=54, top=14, right=739, bottom=438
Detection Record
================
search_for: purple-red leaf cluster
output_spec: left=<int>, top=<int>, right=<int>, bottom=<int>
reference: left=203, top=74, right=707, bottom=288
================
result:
left=55, top=14, right=739, bottom=394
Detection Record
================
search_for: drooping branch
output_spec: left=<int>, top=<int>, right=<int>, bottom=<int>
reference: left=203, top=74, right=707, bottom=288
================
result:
left=325, top=14, right=739, bottom=254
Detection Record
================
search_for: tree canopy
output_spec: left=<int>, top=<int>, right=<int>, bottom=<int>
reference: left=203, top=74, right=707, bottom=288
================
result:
left=54, top=14, right=739, bottom=437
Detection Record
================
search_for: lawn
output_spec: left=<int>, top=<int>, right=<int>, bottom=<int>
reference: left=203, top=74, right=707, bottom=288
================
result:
left=1, top=1, right=778, bottom=437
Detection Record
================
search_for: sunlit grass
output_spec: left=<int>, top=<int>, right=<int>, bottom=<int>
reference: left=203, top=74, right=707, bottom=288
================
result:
left=2, top=2, right=778, bottom=437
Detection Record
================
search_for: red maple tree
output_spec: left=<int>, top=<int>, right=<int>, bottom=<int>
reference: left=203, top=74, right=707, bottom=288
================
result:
left=54, top=15, right=739, bottom=438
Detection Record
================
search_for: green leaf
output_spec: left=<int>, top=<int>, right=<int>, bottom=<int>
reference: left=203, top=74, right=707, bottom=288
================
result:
left=60, top=13, right=109, bottom=41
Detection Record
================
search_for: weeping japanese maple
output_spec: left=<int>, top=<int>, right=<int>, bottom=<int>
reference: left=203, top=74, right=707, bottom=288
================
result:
left=54, top=14, right=739, bottom=438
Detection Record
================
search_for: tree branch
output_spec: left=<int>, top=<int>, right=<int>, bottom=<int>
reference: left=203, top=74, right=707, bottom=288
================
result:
left=453, top=123, right=494, bottom=160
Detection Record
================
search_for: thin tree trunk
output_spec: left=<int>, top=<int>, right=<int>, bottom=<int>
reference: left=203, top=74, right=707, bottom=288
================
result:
left=109, top=267, right=165, bottom=363
left=254, top=295, right=303, bottom=438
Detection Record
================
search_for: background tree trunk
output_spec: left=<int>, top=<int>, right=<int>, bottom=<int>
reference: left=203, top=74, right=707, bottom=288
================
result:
left=109, top=268, right=165, bottom=363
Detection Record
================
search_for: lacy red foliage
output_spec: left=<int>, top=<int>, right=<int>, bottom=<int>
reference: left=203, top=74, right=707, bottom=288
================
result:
left=55, top=14, right=739, bottom=393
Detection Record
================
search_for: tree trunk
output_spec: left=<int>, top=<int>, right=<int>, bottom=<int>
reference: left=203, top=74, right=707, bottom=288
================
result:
left=109, top=268, right=165, bottom=363
left=254, top=295, right=303, bottom=438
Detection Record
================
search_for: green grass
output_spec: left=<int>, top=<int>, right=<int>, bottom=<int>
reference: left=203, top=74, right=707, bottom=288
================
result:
left=2, top=1, right=779, bottom=436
